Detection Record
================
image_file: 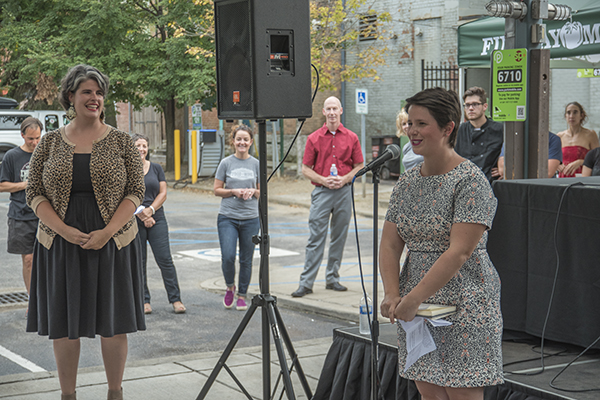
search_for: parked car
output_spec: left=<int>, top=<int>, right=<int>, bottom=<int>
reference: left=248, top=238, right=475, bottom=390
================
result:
left=0, top=97, right=18, bottom=109
left=0, top=110, right=68, bottom=163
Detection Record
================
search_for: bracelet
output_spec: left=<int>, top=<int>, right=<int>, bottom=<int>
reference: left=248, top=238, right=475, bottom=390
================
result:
left=149, top=205, right=156, bottom=215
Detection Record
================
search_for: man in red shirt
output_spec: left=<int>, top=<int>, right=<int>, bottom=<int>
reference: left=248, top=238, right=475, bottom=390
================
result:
left=292, top=97, right=364, bottom=297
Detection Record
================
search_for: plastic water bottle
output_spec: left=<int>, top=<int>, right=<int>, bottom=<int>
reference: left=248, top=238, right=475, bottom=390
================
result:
left=359, top=295, right=372, bottom=334
left=330, top=163, right=338, bottom=176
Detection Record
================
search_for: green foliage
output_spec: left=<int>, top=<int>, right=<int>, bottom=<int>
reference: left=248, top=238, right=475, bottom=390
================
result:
left=0, top=0, right=215, bottom=111
left=310, top=0, right=392, bottom=91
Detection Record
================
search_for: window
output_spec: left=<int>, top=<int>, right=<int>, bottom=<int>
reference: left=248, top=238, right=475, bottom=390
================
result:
left=359, top=14, right=378, bottom=42
left=45, top=114, right=59, bottom=131
left=0, top=114, right=31, bottom=130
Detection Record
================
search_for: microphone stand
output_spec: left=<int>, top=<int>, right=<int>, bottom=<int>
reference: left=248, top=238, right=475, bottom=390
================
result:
left=370, top=165, right=381, bottom=400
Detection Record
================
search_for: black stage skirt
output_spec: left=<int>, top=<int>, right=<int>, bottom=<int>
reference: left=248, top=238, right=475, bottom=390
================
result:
left=26, top=192, right=146, bottom=339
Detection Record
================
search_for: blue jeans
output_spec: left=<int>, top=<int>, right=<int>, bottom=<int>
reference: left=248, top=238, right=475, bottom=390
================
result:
left=137, top=216, right=182, bottom=304
left=217, top=214, right=260, bottom=296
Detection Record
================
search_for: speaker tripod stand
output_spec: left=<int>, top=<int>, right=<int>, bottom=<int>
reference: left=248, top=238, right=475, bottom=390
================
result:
left=197, top=121, right=312, bottom=400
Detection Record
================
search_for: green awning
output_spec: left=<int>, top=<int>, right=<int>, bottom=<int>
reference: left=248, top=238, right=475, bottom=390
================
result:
left=458, top=0, right=600, bottom=68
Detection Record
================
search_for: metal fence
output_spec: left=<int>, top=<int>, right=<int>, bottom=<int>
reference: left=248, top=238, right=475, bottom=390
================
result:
left=421, top=60, right=459, bottom=92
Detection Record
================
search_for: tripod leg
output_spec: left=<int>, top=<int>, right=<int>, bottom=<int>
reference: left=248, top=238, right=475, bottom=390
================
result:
left=273, top=301, right=313, bottom=398
left=262, top=306, right=271, bottom=400
left=196, top=300, right=259, bottom=400
left=265, top=300, right=297, bottom=400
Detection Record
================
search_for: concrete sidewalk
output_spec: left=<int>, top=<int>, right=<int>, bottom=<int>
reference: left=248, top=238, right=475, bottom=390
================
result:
left=190, top=175, right=396, bottom=323
left=2, top=175, right=397, bottom=399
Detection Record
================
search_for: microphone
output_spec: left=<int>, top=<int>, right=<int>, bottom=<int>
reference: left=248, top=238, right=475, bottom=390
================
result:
left=355, top=144, right=401, bottom=178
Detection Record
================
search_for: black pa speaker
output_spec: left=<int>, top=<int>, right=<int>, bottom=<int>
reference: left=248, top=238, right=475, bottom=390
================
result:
left=214, top=0, right=312, bottom=120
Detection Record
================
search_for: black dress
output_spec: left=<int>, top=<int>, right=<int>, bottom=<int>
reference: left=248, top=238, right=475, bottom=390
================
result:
left=27, top=154, right=146, bottom=339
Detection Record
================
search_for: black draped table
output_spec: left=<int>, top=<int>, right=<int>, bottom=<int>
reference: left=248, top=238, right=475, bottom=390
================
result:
left=313, top=325, right=569, bottom=400
left=488, top=177, right=600, bottom=350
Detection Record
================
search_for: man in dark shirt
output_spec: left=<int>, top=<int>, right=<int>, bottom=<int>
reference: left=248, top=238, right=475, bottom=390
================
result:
left=0, top=117, right=42, bottom=295
left=454, top=86, right=503, bottom=181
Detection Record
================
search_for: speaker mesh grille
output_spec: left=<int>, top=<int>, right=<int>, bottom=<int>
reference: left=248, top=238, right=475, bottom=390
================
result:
left=216, top=1, right=253, bottom=115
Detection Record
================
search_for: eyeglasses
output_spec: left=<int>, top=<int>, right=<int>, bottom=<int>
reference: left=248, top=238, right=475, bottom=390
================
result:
left=464, top=102, right=483, bottom=108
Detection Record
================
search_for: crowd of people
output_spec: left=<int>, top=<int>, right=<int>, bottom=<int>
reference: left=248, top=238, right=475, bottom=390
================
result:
left=3, top=62, right=600, bottom=400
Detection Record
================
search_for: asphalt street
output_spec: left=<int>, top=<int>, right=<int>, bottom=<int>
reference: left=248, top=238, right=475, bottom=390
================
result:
left=0, top=186, right=373, bottom=379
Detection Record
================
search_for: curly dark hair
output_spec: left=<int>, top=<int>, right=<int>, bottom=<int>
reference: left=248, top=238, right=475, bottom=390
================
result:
left=58, top=64, right=109, bottom=113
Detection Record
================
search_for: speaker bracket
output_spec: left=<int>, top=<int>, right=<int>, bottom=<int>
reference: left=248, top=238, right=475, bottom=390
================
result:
left=266, top=29, right=295, bottom=76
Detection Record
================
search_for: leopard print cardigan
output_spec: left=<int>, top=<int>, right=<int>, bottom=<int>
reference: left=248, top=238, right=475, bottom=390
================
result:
left=26, top=126, right=145, bottom=250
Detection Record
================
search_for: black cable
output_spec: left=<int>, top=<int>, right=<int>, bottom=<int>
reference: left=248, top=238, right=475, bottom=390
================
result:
left=267, top=64, right=320, bottom=181
left=507, top=182, right=581, bottom=377
left=258, top=63, right=320, bottom=290
left=349, top=178, right=381, bottom=391
left=544, top=181, right=600, bottom=393
left=549, top=334, right=600, bottom=392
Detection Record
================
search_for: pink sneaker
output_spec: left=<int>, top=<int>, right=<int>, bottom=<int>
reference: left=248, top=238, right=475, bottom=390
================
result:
left=236, top=297, right=248, bottom=311
left=224, top=287, right=235, bottom=309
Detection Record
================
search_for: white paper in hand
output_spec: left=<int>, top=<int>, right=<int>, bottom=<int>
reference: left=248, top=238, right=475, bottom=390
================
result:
left=399, top=317, right=436, bottom=372
left=134, top=205, right=145, bottom=215
left=399, top=317, right=453, bottom=372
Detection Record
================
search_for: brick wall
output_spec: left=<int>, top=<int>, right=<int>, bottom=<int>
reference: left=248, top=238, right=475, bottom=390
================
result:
left=344, top=0, right=460, bottom=162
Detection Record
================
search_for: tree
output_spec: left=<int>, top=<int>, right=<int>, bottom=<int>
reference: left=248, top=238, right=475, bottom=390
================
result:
left=0, top=0, right=215, bottom=170
left=0, top=0, right=391, bottom=170
left=310, top=0, right=392, bottom=91
left=181, top=0, right=393, bottom=92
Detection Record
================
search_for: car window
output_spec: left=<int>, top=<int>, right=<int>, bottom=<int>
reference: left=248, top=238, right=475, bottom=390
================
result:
left=0, top=114, right=31, bottom=130
left=63, top=115, right=70, bottom=126
left=45, top=114, right=59, bottom=131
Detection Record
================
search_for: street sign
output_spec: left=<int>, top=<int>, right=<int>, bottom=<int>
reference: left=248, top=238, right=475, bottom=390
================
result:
left=491, top=49, right=527, bottom=122
left=356, top=89, right=368, bottom=114
left=192, top=104, right=202, bottom=129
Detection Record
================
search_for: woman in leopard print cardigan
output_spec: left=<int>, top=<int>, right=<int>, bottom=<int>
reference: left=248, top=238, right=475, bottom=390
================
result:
left=25, top=64, right=145, bottom=400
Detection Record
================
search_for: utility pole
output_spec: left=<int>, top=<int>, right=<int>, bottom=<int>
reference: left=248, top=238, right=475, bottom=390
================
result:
left=486, top=0, right=571, bottom=179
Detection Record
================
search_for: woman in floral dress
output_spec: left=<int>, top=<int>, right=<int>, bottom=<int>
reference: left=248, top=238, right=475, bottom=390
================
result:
left=379, top=87, right=504, bottom=400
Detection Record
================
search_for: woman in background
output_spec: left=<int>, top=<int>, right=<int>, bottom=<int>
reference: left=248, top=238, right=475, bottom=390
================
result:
left=133, top=133, right=185, bottom=315
left=213, top=125, right=260, bottom=311
left=396, top=108, right=423, bottom=172
left=26, top=64, right=145, bottom=400
left=557, top=102, right=599, bottom=177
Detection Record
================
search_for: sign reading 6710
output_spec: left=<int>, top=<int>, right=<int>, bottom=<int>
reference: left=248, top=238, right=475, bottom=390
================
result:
left=491, top=49, right=527, bottom=122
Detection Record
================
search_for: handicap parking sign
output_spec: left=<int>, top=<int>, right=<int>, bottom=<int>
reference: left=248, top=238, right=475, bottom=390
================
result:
left=356, top=89, right=368, bottom=114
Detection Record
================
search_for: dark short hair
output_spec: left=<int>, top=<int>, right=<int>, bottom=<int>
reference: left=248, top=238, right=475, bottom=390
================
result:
left=131, top=133, right=150, bottom=144
left=59, top=64, right=110, bottom=111
left=463, top=86, right=487, bottom=104
left=564, top=101, right=588, bottom=125
left=230, top=124, right=254, bottom=147
left=20, top=117, right=43, bottom=135
left=405, top=87, right=461, bottom=148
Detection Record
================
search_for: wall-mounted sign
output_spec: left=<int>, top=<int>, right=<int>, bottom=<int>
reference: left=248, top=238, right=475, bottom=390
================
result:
left=491, top=49, right=527, bottom=122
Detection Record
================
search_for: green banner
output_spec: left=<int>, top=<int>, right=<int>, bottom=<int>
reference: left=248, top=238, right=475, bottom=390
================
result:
left=577, top=68, right=600, bottom=77
left=458, top=0, right=600, bottom=68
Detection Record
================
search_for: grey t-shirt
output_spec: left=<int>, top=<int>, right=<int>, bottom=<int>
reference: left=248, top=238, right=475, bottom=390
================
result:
left=0, top=146, right=37, bottom=221
left=215, top=155, right=259, bottom=220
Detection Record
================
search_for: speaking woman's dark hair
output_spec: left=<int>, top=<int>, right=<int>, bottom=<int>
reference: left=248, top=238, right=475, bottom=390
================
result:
left=405, top=87, right=461, bottom=148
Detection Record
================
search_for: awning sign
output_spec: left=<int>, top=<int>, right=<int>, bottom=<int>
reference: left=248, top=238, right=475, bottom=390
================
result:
left=577, top=68, right=600, bottom=77
left=491, top=49, right=527, bottom=122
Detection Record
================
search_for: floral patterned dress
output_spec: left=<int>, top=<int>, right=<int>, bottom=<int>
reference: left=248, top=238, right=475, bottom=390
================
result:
left=384, top=160, right=504, bottom=388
